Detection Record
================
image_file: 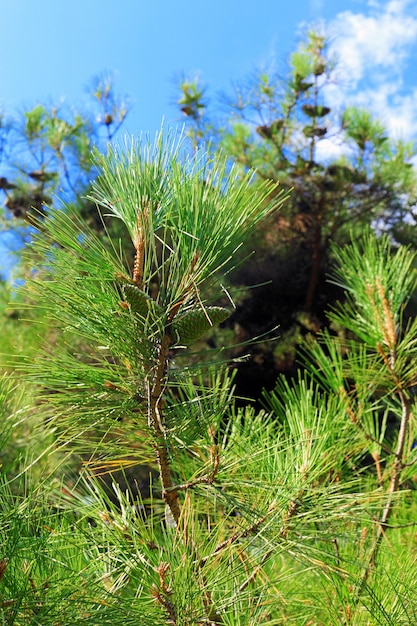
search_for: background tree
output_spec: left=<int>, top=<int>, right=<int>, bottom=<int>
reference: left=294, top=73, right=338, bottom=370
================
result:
left=0, top=73, right=130, bottom=256
left=178, top=29, right=417, bottom=397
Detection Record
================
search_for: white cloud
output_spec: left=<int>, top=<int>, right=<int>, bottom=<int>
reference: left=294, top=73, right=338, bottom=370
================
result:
left=330, top=2, right=417, bottom=85
left=352, top=84, right=417, bottom=137
left=314, top=137, right=352, bottom=162
left=327, top=0, right=417, bottom=140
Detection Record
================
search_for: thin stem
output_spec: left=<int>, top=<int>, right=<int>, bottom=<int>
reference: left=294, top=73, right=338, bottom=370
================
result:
left=353, top=390, right=411, bottom=600
left=235, top=547, right=274, bottom=597
left=146, top=342, right=221, bottom=622
left=199, top=503, right=277, bottom=567
left=146, top=332, right=182, bottom=526
left=151, top=562, right=177, bottom=625
left=226, top=495, right=303, bottom=606
left=341, top=388, right=395, bottom=457
left=166, top=445, right=220, bottom=492
left=304, top=191, right=324, bottom=312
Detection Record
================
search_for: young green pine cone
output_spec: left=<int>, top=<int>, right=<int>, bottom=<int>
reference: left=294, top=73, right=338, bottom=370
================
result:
left=122, top=284, right=163, bottom=318
left=171, top=306, right=230, bottom=346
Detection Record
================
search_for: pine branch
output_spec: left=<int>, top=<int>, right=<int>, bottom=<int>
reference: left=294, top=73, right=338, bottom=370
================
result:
left=199, top=504, right=276, bottom=567
left=151, top=562, right=177, bottom=625
left=167, top=445, right=220, bottom=492
left=356, top=392, right=412, bottom=597
left=146, top=332, right=182, bottom=526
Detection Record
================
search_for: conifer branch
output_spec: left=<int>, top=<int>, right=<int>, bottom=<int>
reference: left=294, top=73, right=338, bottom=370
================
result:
left=340, top=387, right=395, bottom=457
left=146, top=331, right=182, bottom=526
left=151, top=562, right=177, bottom=625
left=167, top=445, right=220, bottom=492
left=227, top=493, right=304, bottom=604
left=353, top=377, right=412, bottom=601
left=199, top=505, right=275, bottom=567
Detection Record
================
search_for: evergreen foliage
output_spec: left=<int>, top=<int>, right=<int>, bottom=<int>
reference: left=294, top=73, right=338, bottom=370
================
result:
left=1, top=129, right=417, bottom=624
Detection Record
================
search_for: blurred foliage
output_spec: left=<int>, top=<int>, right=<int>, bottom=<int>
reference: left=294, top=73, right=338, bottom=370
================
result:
left=177, top=29, right=417, bottom=395
left=0, top=73, right=131, bottom=270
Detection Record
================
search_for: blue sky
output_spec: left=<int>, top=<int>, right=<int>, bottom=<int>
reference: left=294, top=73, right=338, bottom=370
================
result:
left=0, top=0, right=342, bottom=135
left=1, top=0, right=417, bottom=277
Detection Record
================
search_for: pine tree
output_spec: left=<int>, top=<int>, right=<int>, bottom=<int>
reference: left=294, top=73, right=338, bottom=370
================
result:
left=2, top=129, right=417, bottom=624
left=177, top=30, right=417, bottom=388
